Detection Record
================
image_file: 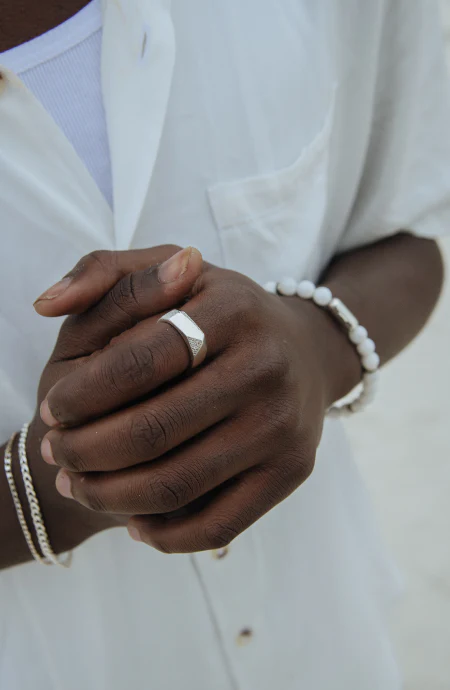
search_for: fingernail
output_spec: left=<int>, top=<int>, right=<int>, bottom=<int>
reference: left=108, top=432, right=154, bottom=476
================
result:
left=158, top=247, right=192, bottom=284
left=41, top=437, right=56, bottom=465
left=56, top=470, right=73, bottom=499
left=128, top=526, right=143, bottom=543
left=40, top=399, right=59, bottom=427
left=34, top=276, right=72, bottom=306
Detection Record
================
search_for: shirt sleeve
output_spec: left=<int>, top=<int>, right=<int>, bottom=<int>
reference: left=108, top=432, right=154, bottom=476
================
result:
left=339, top=0, right=450, bottom=252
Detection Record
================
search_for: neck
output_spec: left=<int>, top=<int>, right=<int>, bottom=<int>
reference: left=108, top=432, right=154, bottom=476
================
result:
left=0, top=0, right=92, bottom=52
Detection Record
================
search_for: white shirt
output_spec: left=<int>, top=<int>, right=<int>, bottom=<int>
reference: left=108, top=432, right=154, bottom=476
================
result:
left=1, top=2, right=450, bottom=689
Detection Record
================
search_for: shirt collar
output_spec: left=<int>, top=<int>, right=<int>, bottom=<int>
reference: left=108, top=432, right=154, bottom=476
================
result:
left=101, top=0, right=176, bottom=249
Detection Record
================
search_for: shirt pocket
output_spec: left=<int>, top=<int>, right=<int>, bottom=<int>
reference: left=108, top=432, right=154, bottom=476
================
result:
left=207, top=86, right=337, bottom=284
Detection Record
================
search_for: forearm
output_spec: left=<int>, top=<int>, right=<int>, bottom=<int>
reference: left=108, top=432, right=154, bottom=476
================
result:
left=285, top=232, right=444, bottom=406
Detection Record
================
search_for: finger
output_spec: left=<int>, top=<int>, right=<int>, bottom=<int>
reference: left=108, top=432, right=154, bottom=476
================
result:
left=128, top=461, right=304, bottom=553
left=42, top=355, right=247, bottom=471
left=50, top=246, right=203, bottom=361
left=54, top=414, right=277, bottom=514
left=42, top=285, right=236, bottom=427
left=33, top=244, right=187, bottom=316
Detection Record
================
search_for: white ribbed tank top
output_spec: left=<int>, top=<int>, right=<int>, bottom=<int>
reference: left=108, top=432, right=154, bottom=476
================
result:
left=0, top=0, right=113, bottom=206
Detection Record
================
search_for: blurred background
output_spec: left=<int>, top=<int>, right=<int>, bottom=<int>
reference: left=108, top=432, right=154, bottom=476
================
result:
left=344, top=5, right=450, bottom=687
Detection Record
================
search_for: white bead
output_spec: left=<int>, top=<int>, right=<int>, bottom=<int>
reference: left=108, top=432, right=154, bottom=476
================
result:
left=363, top=381, right=378, bottom=398
left=364, top=370, right=380, bottom=386
left=277, top=277, right=297, bottom=297
left=357, top=338, right=376, bottom=356
left=329, top=405, right=352, bottom=418
left=350, top=400, right=366, bottom=414
left=362, top=378, right=377, bottom=394
left=349, top=325, right=368, bottom=345
left=363, top=373, right=379, bottom=391
left=362, top=352, right=380, bottom=372
left=296, top=280, right=316, bottom=299
left=361, top=387, right=376, bottom=404
left=264, top=281, right=277, bottom=294
left=313, top=286, right=333, bottom=307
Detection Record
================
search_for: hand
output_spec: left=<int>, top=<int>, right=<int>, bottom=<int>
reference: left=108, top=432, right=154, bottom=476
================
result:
left=26, top=245, right=203, bottom=553
left=38, top=247, right=360, bottom=553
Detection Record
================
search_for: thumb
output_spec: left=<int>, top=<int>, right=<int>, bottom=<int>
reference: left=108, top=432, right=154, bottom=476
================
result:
left=33, top=244, right=188, bottom=317
left=50, top=246, right=204, bottom=360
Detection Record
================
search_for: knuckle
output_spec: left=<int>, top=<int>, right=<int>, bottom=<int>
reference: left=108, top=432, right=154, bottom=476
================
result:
left=129, top=409, right=169, bottom=456
left=261, top=397, right=300, bottom=439
left=274, top=400, right=300, bottom=433
left=231, top=284, right=262, bottom=329
left=204, top=517, right=241, bottom=549
left=81, top=482, right=108, bottom=513
left=67, top=250, right=116, bottom=283
left=205, top=279, right=262, bottom=338
left=54, top=434, right=89, bottom=472
left=258, top=426, right=317, bottom=496
left=239, top=283, right=261, bottom=313
left=109, top=271, right=144, bottom=315
left=254, top=343, right=290, bottom=389
left=149, top=469, right=197, bottom=511
left=296, top=437, right=317, bottom=481
left=85, top=250, right=115, bottom=273
left=301, top=451, right=316, bottom=480
left=285, top=432, right=317, bottom=483
left=108, top=343, right=155, bottom=393
left=65, top=250, right=113, bottom=281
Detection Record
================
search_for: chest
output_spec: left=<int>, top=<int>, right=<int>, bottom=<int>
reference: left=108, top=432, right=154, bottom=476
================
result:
left=0, top=0, right=92, bottom=51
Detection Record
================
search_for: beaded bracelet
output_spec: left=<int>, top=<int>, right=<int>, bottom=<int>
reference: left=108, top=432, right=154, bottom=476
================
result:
left=264, top=278, right=380, bottom=415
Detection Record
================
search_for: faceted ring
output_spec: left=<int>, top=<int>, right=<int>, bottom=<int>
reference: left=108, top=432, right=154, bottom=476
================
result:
left=158, top=309, right=207, bottom=368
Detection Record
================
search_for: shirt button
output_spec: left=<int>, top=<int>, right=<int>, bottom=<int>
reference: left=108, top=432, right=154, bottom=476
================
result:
left=212, top=547, right=229, bottom=560
left=236, top=628, right=253, bottom=646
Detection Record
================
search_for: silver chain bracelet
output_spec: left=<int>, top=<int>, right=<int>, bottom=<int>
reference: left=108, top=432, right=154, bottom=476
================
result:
left=4, top=432, right=51, bottom=565
left=18, top=423, right=71, bottom=567
left=4, top=423, right=72, bottom=567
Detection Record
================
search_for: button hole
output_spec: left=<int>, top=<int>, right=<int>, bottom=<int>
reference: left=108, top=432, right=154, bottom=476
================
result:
left=141, top=33, right=148, bottom=58
left=237, top=628, right=254, bottom=646
left=140, top=25, right=151, bottom=60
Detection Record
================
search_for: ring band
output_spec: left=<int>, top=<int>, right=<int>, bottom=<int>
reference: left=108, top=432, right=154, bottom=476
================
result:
left=159, top=309, right=207, bottom=368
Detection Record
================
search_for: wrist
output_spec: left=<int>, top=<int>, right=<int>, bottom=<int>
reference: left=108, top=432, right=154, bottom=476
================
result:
left=281, top=293, right=362, bottom=409
left=21, top=418, right=120, bottom=554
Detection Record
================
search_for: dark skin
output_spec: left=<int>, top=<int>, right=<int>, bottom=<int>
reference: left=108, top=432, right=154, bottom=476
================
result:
left=0, top=0, right=91, bottom=51
left=0, top=236, right=444, bottom=568
left=0, top=1, right=445, bottom=567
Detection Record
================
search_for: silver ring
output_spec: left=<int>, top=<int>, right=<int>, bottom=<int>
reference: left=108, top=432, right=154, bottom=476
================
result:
left=158, top=309, right=207, bottom=368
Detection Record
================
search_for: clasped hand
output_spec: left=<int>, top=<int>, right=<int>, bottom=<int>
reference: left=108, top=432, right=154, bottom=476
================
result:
left=34, top=245, right=339, bottom=553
